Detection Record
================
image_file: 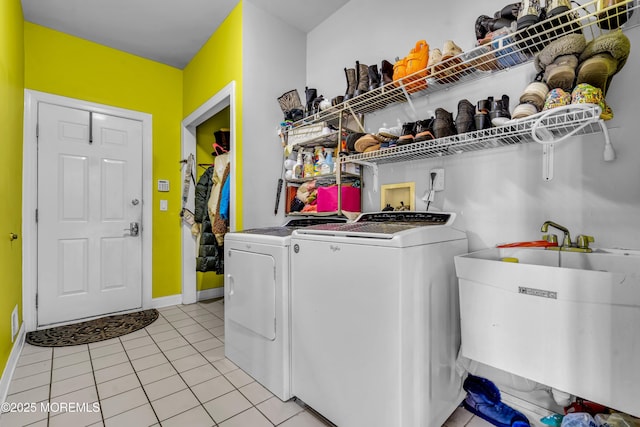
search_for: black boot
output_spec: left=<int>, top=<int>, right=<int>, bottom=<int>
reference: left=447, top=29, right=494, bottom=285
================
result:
left=396, top=122, right=417, bottom=145
left=414, top=118, right=435, bottom=142
left=494, top=3, right=520, bottom=20
left=344, top=68, right=356, bottom=100
left=304, top=87, right=317, bottom=117
left=353, top=61, right=369, bottom=97
left=475, top=14, right=514, bottom=41
left=455, top=99, right=476, bottom=134
left=380, top=60, right=394, bottom=89
left=368, top=64, right=381, bottom=92
left=311, top=95, right=324, bottom=115
left=433, top=108, right=456, bottom=139
left=489, top=94, right=511, bottom=123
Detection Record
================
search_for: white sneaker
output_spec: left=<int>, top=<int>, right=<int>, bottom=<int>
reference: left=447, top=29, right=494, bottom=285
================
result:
left=378, top=123, right=401, bottom=138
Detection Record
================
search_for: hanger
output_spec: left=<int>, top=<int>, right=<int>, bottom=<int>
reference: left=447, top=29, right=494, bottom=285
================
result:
left=212, top=143, right=228, bottom=156
left=212, top=128, right=230, bottom=156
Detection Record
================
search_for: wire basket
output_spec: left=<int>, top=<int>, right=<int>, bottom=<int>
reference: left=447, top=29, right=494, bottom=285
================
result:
left=298, top=0, right=638, bottom=126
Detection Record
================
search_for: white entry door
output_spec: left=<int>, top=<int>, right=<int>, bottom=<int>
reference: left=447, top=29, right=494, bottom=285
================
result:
left=37, top=102, right=143, bottom=326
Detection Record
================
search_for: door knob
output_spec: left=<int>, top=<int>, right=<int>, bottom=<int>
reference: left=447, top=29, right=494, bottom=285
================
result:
left=124, top=222, right=140, bottom=236
left=131, top=198, right=140, bottom=206
left=8, top=233, right=18, bottom=241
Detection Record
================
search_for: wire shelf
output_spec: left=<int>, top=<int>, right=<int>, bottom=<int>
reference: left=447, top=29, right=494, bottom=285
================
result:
left=339, top=104, right=604, bottom=165
left=294, top=0, right=638, bottom=128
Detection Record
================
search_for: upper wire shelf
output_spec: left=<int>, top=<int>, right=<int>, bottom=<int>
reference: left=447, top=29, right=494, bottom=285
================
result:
left=339, top=104, right=604, bottom=165
left=294, top=0, right=638, bottom=127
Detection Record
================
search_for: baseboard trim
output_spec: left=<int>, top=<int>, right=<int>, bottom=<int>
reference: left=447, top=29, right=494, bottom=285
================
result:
left=197, top=287, right=224, bottom=301
left=149, top=295, right=183, bottom=309
left=149, top=288, right=223, bottom=309
left=0, top=325, right=26, bottom=404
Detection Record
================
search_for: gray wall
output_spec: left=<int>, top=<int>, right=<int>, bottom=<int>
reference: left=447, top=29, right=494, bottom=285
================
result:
left=242, top=1, right=307, bottom=228
left=307, top=0, right=640, bottom=252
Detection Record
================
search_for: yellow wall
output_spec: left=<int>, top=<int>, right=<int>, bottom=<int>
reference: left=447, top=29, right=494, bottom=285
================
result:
left=183, top=2, right=243, bottom=231
left=24, top=23, right=184, bottom=298
left=195, top=107, right=230, bottom=291
left=0, top=0, right=24, bottom=371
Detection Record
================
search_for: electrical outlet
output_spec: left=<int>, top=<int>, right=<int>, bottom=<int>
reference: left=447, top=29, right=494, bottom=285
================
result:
left=11, top=305, right=18, bottom=342
left=430, top=168, right=445, bottom=191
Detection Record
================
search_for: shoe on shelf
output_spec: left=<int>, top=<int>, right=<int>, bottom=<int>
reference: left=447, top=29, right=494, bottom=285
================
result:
left=519, top=80, right=549, bottom=111
left=378, top=122, right=402, bottom=139
left=475, top=97, right=493, bottom=130
left=414, top=118, right=435, bottom=142
left=571, top=83, right=613, bottom=120
left=455, top=99, right=476, bottom=134
left=380, top=59, right=395, bottom=89
left=495, top=3, right=520, bottom=21
left=436, top=41, right=466, bottom=83
left=344, top=67, right=356, bottom=100
left=534, top=33, right=586, bottom=90
left=576, top=30, right=630, bottom=95
left=516, top=0, right=541, bottom=30
left=542, top=88, right=571, bottom=110
left=368, top=64, right=381, bottom=92
left=433, top=108, right=456, bottom=139
left=475, top=14, right=514, bottom=42
left=344, top=132, right=367, bottom=153
left=396, top=122, right=417, bottom=145
left=489, top=94, right=512, bottom=126
left=474, top=111, right=492, bottom=130
left=542, top=0, right=582, bottom=38
left=512, top=102, right=539, bottom=119
left=354, top=134, right=380, bottom=153
left=354, top=61, right=370, bottom=97
left=514, top=0, right=546, bottom=55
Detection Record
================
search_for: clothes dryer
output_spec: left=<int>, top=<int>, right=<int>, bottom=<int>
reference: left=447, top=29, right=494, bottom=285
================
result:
left=290, top=212, right=468, bottom=427
left=224, top=217, right=345, bottom=401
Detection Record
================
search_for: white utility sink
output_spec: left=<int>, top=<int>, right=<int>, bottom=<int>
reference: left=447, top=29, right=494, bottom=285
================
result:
left=454, top=247, right=640, bottom=417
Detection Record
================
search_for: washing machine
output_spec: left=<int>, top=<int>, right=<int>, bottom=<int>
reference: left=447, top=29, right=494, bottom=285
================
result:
left=290, top=211, right=468, bottom=427
left=224, top=217, right=346, bottom=401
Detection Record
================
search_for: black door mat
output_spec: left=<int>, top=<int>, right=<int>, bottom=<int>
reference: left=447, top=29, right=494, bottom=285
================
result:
left=26, top=309, right=159, bottom=347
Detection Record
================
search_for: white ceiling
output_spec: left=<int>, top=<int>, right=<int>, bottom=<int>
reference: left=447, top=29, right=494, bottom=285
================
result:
left=21, top=0, right=349, bottom=69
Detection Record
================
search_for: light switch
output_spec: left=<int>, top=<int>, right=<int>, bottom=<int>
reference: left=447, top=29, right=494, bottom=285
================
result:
left=160, top=200, right=168, bottom=211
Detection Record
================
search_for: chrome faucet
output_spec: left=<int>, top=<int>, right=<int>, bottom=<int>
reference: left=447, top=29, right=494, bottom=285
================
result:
left=541, top=221, right=572, bottom=248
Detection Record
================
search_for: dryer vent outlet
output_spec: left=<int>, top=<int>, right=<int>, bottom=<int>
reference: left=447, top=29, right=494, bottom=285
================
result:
left=11, top=305, right=19, bottom=342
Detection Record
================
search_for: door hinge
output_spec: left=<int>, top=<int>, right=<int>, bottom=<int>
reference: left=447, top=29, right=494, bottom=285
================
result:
left=35, top=209, right=38, bottom=223
left=35, top=293, right=38, bottom=309
left=36, top=123, right=39, bottom=139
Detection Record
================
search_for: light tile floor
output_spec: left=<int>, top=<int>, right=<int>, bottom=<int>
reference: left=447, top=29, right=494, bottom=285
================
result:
left=1, top=300, right=542, bottom=427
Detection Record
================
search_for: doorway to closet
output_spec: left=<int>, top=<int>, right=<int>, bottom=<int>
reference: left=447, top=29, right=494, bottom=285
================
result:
left=180, top=81, right=236, bottom=305
left=23, top=90, right=153, bottom=331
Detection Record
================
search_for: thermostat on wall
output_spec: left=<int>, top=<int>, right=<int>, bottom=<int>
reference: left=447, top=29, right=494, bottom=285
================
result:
left=157, top=180, right=170, bottom=192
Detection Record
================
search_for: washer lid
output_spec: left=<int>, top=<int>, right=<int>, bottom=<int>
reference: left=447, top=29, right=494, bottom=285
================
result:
left=230, top=217, right=347, bottom=237
left=292, top=211, right=466, bottom=246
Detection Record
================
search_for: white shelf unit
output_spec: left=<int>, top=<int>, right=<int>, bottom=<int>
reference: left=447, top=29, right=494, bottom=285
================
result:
left=283, top=128, right=362, bottom=217
left=283, top=0, right=637, bottom=209
left=294, top=0, right=638, bottom=125
left=338, top=104, right=610, bottom=182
